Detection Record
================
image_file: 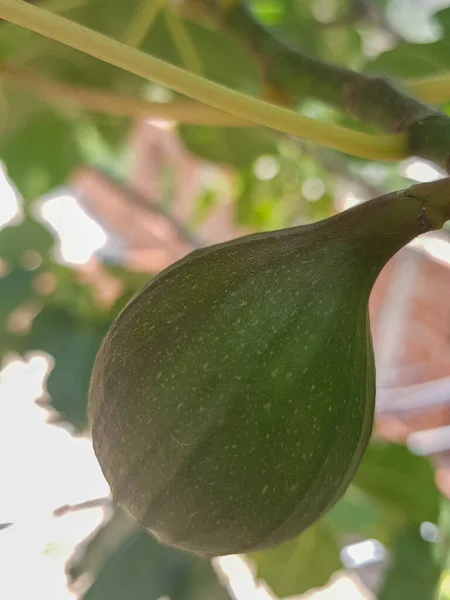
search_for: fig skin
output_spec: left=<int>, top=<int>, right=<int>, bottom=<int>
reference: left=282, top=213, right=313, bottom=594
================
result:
left=89, top=186, right=446, bottom=556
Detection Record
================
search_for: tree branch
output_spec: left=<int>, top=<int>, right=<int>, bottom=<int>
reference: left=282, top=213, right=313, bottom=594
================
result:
left=0, top=63, right=250, bottom=125
left=2, top=0, right=450, bottom=168
left=0, top=62, right=399, bottom=199
left=0, top=0, right=408, bottom=161
left=211, top=3, right=450, bottom=170
left=53, top=497, right=110, bottom=517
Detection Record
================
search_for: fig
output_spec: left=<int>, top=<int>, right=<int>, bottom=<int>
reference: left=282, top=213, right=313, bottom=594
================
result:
left=89, top=179, right=450, bottom=556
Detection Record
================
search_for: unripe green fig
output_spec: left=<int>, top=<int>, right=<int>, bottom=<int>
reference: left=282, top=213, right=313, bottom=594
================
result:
left=89, top=179, right=450, bottom=557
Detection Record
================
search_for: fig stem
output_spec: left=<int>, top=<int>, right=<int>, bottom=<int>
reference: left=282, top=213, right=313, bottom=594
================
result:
left=407, top=178, right=450, bottom=226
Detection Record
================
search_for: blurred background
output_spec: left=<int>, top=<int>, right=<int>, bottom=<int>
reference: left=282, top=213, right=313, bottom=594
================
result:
left=2, top=0, right=450, bottom=598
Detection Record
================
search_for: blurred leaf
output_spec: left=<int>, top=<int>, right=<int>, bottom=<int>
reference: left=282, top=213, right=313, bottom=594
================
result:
left=138, top=8, right=269, bottom=166
left=0, top=219, right=53, bottom=263
left=78, top=508, right=228, bottom=600
left=142, top=11, right=262, bottom=95
left=366, top=8, right=450, bottom=78
left=0, top=267, right=35, bottom=322
left=69, top=507, right=139, bottom=583
left=247, top=0, right=324, bottom=55
left=24, top=305, right=108, bottom=431
left=180, top=125, right=279, bottom=168
left=0, top=109, right=82, bottom=201
left=0, top=21, right=37, bottom=59
left=326, top=484, right=381, bottom=536
left=247, top=0, right=362, bottom=67
left=183, top=559, right=230, bottom=600
left=379, top=525, right=440, bottom=600
left=250, top=521, right=341, bottom=598
left=353, top=442, right=440, bottom=524
left=83, top=529, right=189, bottom=600
left=0, top=266, right=36, bottom=356
left=434, top=497, right=450, bottom=569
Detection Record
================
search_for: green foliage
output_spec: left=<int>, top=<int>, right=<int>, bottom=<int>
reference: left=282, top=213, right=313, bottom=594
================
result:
left=0, top=267, right=35, bottom=323
left=71, top=508, right=229, bottom=600
left=250, top=521, right=341, bottom=597
left=378, top=526, right=440, bottom=600
left=326, top=484, right=382, bottom=537
left=246, top=0, right=362, bottom=68
left=141, top=11, right=262, bottom=95
left=367, top=8, right=450, bottom=78
left=24, top=305, right=109, bottom=431
left=0, top=266, right=37, bottom=356
left=84, top=530, right=194, bottom=600
left=353, top=442, right=440, bottom=525
left=0, top=109, right=83, bottom=201
left=0, top=219, right=54, bottom=263
left=180, top=125, right=279, bottom=168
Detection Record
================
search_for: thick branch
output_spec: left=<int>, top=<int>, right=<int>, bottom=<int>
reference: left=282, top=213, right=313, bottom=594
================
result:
left=215, top=4, right=450, bottom=170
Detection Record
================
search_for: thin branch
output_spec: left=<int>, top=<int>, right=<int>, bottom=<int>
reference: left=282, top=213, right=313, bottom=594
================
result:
left=295, top=141, right=386, bottom=199
left=2, top=58, right=450, bottom=136
left=87, top=167, right=203, bottom=249
left=0, top=0, right=408, bottom=161
left=3, top=63, right=385, bottom=197
left=0, top=63, right=250, bottom=125
left=53, top=497, right=111, bottom=517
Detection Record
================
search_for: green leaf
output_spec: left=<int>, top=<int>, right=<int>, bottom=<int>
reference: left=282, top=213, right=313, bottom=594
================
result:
left=379, top=525, right=440, bottom=600
left=0, top=219, right=54, bottom=263
left=68, top=507, right=138, bottom=584
left=353, top=442, right=440, bottom=525
left=326, top=484, right=381, bottom=536
left=183, top=559, right=230, bottom=600
left=0, top=266, right=37, bottom=356
left=250, top=521, right=341, bottom=598
left=83, top=529, right=189, bottom=600
left=180, top=125, right=279, bottom=168
left=24, top=306, right=108, bottom=431
left=366, top=8, right=450, bottom=78
left=141, top=11, right=262, bottom=95
left=0, top=267, right=35, bottom=322
left=247, top=0, right=362, bottom=67
left=79, top=509, right=228, bottom=600
left=0, top=109, right=83, bottom=201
